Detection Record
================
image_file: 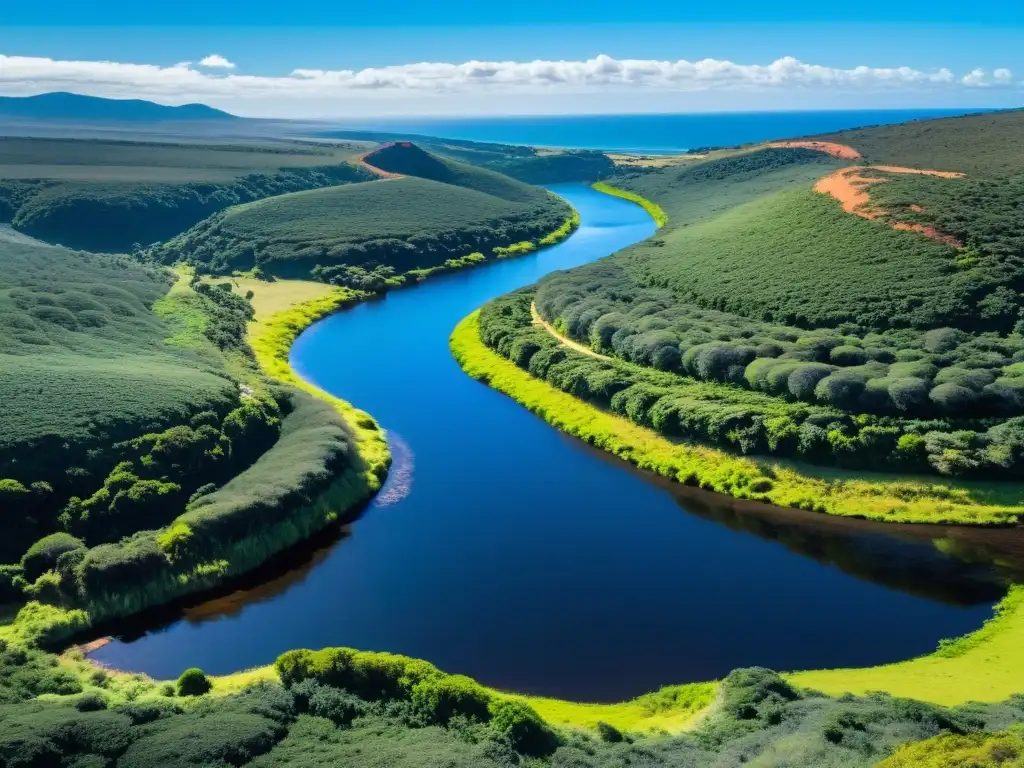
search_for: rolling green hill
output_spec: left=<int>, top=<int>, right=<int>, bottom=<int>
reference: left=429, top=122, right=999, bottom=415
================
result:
left=480, top=126, right=1024, bottom=484
left=149, top=143, right=573, bottom=281
left=0, top=137, right=374, bottom=252
left=318, top=129, right=616, bottom=183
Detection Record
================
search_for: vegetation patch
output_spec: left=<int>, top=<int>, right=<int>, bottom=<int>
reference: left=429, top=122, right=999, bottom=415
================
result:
left=0, top=136, right=374, bottom=252
left=452, top=308, right=1024, bottom=524
left=144, top=144, right=574, bottom=282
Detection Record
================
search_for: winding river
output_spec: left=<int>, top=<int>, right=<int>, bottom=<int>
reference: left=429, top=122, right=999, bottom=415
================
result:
left=92, top=185, right=1018, bottom=702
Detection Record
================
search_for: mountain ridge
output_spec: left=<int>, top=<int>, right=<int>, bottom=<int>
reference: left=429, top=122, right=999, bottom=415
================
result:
left=0, top=92, right=237, bottom=122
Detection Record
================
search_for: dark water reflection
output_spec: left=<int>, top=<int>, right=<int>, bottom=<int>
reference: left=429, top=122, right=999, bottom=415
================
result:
left=90, top=186, right=1020, bottom=701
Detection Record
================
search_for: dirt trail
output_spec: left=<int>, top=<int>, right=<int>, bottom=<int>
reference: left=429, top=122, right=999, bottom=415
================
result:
left=531, top=303, right=611, bottom=361
left=352, top=142, right=405, bottom=180
left=764, top=140, right=862, bottom=159
left=813, top=165, right=965, bottom=247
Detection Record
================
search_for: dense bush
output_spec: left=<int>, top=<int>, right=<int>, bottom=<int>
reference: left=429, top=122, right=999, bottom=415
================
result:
left=176, top=668, right=212, bottom=697
left=481, top=290, right=1024, bottom=478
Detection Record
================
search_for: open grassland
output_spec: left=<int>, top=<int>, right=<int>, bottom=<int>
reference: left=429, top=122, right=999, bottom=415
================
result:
left=0, top=136, right=372, bottom=180
left=452, top=309, right=1024, bottom=524
left=0, top=136, right=375, bottom=252
left=790, top=586, right=1024, bottom=706
left=148, top=143, right=574, bottom=281
left=200, top=275, right=336, bottom=321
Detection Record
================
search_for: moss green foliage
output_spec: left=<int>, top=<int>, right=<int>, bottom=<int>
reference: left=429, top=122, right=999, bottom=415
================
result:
left=176, top=668, right=212, bottom=697
left=0, top=136, right=373, bottom=252
left=817, top=109, right=1024, bottom=176
left=453, top=308, right=1023, bottom=523
left=145, top=143, right=572, bottom=280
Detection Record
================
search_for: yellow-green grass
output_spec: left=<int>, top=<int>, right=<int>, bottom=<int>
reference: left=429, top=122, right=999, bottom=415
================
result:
left=875, top=727, right=1024, bottom=767
left=789, top=586, right=1024, bottom=705
left=248, top=288, right=390, bottom=484
left=450, top=310, right=1024, bottom=525
left=199, top=274, right=336, bottom=322
left=503, top=683, right=717, bottom=733
left=592, top=181, right=669, bottom=227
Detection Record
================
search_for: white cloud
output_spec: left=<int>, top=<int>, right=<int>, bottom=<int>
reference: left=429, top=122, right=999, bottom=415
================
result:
left=962, top=67, right=1015, bottom=87
left=0, top=52, right=1016, bottom=115
left=199, top=54, right=235, bottom=69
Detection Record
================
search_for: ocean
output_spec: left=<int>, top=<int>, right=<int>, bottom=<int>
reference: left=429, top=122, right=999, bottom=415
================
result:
left=335, top=109, right=985, bottom=153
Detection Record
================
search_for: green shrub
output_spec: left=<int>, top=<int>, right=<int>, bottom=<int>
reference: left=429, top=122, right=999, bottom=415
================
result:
left=488, top=699, right=559, bottom=756
left=410, top=675, right=492, bottom=724
left=21, top=533, right=84, bottom=582
left=176, top=668, right=212, bottom=697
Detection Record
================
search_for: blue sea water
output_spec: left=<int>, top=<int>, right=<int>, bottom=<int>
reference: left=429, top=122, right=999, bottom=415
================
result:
left=336, top=109, right=985, bottom=152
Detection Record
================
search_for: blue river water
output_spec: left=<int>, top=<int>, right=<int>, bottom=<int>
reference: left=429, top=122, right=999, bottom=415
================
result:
left=92, top=184, right=1004, bottom=701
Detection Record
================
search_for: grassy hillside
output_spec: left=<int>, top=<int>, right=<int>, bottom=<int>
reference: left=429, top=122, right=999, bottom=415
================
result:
left=149, top=143, right=574, bottom=281
left=483, top=125, right=1024, bottom=486
left=816, top=109, right=1024, bottom=176
left=318, top=129, right=616, bottom=183
left=0, top=137, right=374, bottom=252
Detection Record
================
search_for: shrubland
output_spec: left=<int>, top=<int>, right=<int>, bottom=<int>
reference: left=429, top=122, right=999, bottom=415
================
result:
left=0, top=136, right=373, bottom=252
left=144, top=144, right=575, bottom=281
left=497, top=136, right=1024, bottom=488
left=2, top=637, right=1023, bottom=767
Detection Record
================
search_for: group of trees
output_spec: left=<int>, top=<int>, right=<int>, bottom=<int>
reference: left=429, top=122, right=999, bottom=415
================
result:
left=481, top=291, right=1024, bottom=479
left=535, top=265, right=1024, bottom=419
left=1, top=388, right=355, bottom=619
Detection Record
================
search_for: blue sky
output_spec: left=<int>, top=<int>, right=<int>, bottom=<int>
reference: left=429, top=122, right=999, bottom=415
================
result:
left=2, top=2, right=1023, bottom=117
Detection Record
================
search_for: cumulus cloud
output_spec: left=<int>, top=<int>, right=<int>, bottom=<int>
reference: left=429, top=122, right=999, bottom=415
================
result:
left=0, top=52, right=1016, bottom=109
left=199, top=54, right=235, bottom=69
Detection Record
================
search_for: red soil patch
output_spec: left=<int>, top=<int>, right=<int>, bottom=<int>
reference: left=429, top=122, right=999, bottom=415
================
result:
left=813, top=165, right=965, bottom=248
left=352, top=142, right=405, bottom=180
left=765, top=140, right=862, bottom=160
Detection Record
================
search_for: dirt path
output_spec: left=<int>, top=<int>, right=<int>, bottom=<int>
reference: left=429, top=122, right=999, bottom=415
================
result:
left=531, top=302, right=611, bottom=361
left=352, top=142, right=405, bottom=180
left=764, top=140, right=862, bottom=159
left=814, top=165, right=965, bottom=247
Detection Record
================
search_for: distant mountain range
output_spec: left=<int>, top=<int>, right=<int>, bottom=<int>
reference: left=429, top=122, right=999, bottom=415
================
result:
left=0, top=92, right=237, bottom=122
